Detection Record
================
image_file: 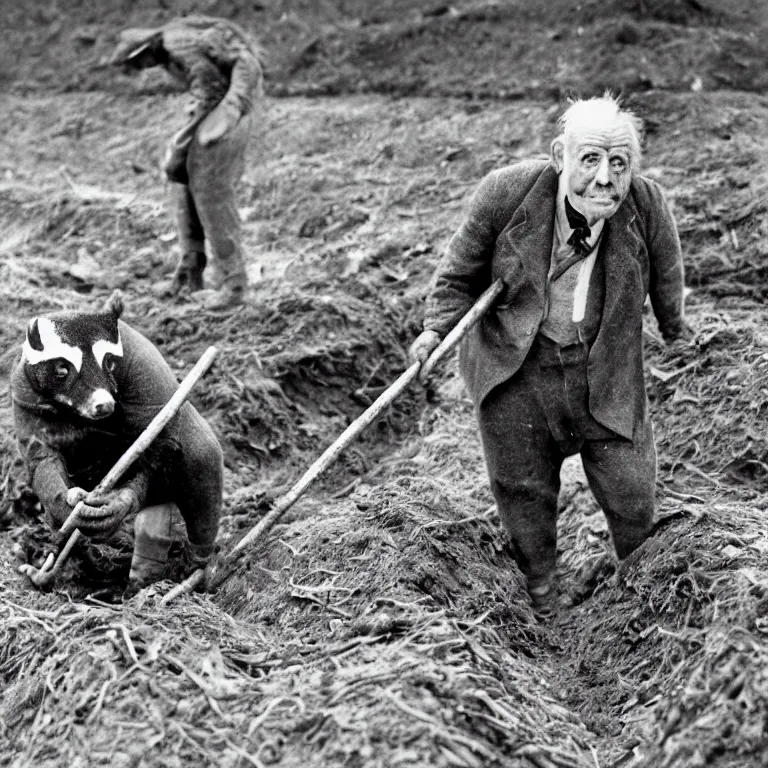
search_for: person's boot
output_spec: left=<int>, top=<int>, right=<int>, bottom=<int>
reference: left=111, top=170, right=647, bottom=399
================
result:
left=183, top=250, right=207, bottom=292
left=192, top=276, right=247, bottom=311
left=155, top=251, right=207, bottom=298
left=123, top=504, right=175, bottom=599
left=527, top=573, right=558, bottom=620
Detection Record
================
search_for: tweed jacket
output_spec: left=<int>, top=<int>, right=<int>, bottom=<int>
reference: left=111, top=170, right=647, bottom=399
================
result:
left=423, top=159, right=686, bottom=440
left=161, top=16, right=263, bottom=119
left=111, top=16, right=263, bottom=119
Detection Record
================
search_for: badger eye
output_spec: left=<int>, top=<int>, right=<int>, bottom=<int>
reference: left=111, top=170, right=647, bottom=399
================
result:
left=54, top=362, right=70, bottom=380
left=104, top=356, right=117, bottom=374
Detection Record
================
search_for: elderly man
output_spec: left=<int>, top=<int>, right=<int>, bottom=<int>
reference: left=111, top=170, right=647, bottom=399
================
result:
left=409, top=95, right=688, bottom=614
left=109, top=16, right=263, bottom=310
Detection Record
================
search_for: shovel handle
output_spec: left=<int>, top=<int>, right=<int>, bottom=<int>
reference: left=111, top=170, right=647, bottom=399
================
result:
left=58, top=346, right=218, bottom=538
left=163, top=279, right=504, bottom=604
left=420, top=278, right=504, bottom=379
left=231, top=278, right=504, bottom=558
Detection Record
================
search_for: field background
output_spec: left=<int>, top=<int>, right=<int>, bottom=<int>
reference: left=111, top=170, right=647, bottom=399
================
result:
left=3, top=1, right=768, bottom=766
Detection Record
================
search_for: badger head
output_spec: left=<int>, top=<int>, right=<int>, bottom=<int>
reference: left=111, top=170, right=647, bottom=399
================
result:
left=22, top=292, right=125, bottom=421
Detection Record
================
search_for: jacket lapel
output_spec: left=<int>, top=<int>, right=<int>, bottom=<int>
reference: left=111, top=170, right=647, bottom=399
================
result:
left=599, top=192, right=644, bottom=316
left=494, top=165, right=644, bottom=322
left=500, top=165, right=558, bottom=285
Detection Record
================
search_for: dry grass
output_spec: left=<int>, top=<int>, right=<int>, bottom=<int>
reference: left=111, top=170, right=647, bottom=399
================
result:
left=4, top=5, right=768, bottom=764
left=2, top=392, right=600, bottom=768
left=646, top=299, right=768, bottom=491
left=552, top=496, right=768, bottom=767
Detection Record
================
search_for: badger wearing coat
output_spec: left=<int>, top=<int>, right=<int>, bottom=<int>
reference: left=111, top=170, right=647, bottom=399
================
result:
left=10, top=292, right=223, bottom=592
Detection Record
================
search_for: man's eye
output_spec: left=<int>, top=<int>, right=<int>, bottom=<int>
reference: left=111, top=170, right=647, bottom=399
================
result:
left=610, top=157, right=627, bottom=171
left=581, top=155, right=599, bottom=166
left=55, top=363, right=70, bottom=380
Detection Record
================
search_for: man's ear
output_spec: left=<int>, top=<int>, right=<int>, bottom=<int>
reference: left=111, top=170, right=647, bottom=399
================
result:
left=551, top=137, right=565, bottom=173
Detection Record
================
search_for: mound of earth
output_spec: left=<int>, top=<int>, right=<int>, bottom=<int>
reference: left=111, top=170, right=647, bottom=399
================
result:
left=3, top=0, right=768, bottom=100
left=3, top=1, right=768, bottom=767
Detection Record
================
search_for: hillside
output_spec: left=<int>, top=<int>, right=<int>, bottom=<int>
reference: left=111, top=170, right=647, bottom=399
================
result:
left=2, top=1, right=768, bottom=766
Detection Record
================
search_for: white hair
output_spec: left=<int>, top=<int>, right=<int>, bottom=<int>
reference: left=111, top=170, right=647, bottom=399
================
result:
left=557, top=93, right=644, bottom=166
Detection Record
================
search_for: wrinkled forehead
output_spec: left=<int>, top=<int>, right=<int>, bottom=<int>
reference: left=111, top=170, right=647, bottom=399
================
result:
left=565, top=119, right=636, bottom=156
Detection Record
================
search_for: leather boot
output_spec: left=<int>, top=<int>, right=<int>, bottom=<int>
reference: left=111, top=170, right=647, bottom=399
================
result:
left=168, top=250, right=207, bottom=295
left=191, top=272, right=247, bottom=310
left=527, top=573, right=558, bottom=620
left=126, top=504, right=175, bottom=593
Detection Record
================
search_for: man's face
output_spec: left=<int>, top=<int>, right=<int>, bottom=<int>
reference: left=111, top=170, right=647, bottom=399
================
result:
left=558, top=120, right=634, bottom=225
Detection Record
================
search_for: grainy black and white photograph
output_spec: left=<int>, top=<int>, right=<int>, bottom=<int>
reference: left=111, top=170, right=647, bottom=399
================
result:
left=2, top=0, right=768, bottom=766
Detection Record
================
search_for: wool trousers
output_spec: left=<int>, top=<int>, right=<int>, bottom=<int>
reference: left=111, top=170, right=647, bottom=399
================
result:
left=128, top=503, right=177, bottom=584
left=87, top=413, right=221, bottom=582
left=478, top=335, right=657, bottom=587
left=174, top=112, right=253, bottom=291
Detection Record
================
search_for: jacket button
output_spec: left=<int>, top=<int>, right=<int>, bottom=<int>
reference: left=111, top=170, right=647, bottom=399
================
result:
left=526, top=328, right=533, bottom=336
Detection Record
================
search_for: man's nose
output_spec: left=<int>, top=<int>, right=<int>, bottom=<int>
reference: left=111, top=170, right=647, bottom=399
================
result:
left=594, top=156, right=610, bottom=185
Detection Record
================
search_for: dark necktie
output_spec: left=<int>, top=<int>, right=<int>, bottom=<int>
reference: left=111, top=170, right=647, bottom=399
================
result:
left=549, top=196, right=598, bottom=282
left=565, top=195, right=591, bottom=256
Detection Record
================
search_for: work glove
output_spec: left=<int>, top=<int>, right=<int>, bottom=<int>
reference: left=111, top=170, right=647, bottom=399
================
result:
left=408, top=330, right=442, bottom=384
left=163, top=146, right=189, bottom=185
left=162, top=122, right=199, bottom=184
left=67, top=487, right=139, bottom=541
left=198, top=100, right=241, bottom=146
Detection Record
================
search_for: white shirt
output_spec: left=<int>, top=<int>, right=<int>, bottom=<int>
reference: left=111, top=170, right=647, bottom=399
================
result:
left=551, top=184, right=605, bottom=323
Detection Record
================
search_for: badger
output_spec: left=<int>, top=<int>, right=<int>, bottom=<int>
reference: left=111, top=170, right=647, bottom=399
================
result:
left=10, top=292, right=223, bottom=593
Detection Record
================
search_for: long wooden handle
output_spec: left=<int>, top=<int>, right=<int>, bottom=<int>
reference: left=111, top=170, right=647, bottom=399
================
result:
left=41, top=346, right=218, bottom=581
left=59, top=346, right=218, bottom=537
left=161, top=280, right=504, bottom=604
left=232, top=277, right=503, bottom=558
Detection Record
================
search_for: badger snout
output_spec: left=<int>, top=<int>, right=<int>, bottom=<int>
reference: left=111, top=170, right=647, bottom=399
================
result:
left=82, top=388, right=116, bottom=420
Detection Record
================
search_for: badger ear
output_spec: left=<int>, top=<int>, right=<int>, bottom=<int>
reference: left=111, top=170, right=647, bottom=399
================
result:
left=103, top=290, right=124, bottom=319
left=26, top=318, right=43, bottom=351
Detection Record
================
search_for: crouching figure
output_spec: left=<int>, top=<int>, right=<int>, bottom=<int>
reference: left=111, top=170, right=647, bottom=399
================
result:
left=109, top=16, right=264, bottom=310
left=10, top=292, right=223, bottom=596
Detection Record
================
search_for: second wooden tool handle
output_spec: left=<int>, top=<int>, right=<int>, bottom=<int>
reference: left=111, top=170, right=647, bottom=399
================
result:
left=58, top=345, right=219, bottom=538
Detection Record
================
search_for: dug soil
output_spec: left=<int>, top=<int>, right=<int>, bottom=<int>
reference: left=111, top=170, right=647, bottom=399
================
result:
left=3, top=1, right=768, bottom=767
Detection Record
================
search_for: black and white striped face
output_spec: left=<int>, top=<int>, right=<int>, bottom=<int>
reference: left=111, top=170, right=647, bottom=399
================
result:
left=22, top=310, right=124, bottom=421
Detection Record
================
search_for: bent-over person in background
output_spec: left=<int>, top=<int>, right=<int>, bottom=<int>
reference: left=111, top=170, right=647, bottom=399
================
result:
left=110, top=16, right=264, bottom=310
left=409, top=94, right=691, bottom=616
